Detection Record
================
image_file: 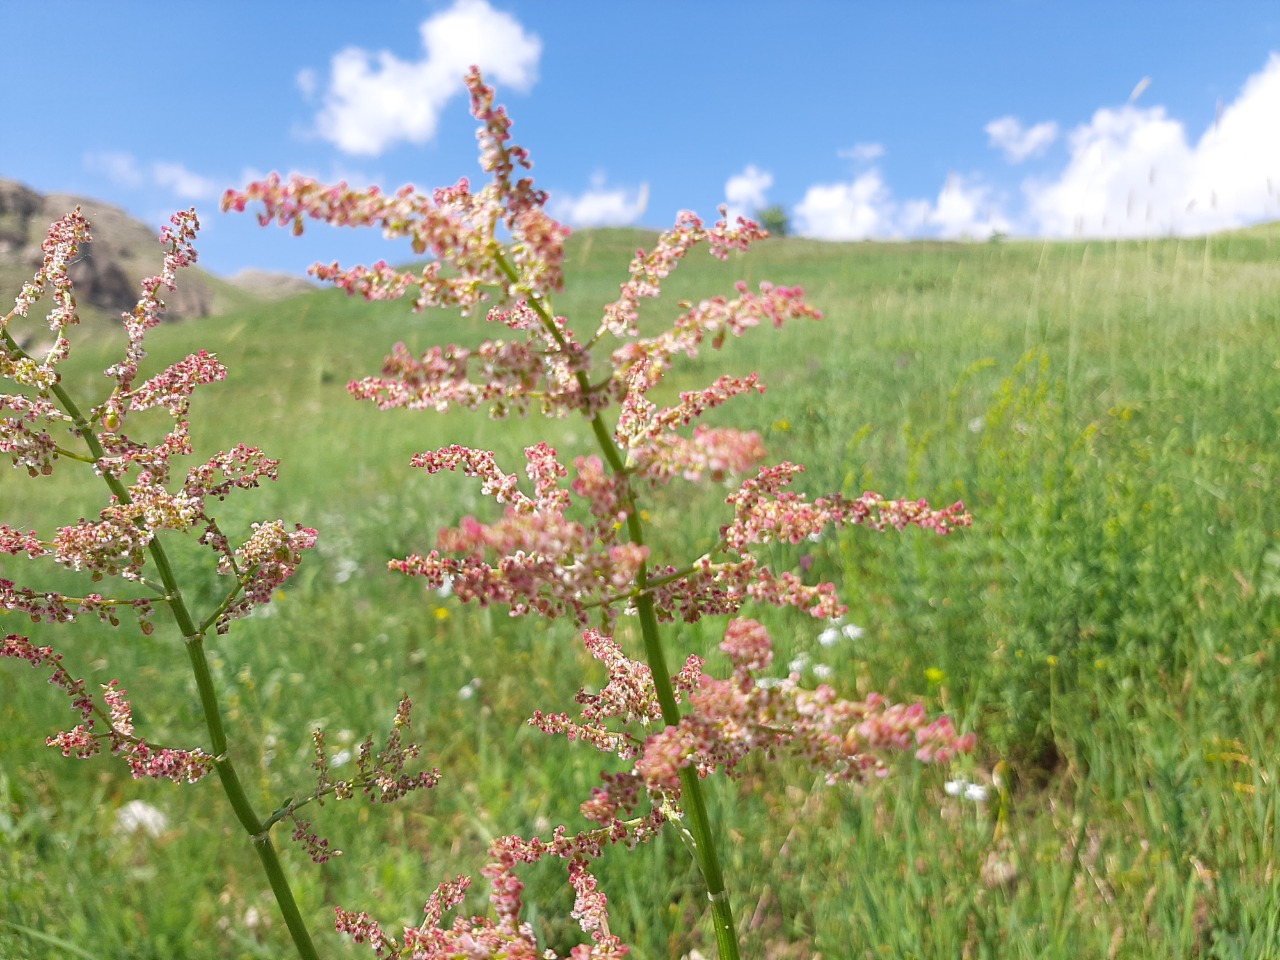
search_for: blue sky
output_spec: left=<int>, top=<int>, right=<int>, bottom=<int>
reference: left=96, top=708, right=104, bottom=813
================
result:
left=4, top=1, right=1279, bottom=278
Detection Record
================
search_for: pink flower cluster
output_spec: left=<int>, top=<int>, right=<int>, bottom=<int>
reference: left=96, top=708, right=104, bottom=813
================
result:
left=1, top=202, right=343, bottom=880
left=127, top=349, right=226, bottom=417
left=3, top=210, right=88, bottom=394
left=609, top=278, right=821, bottom=381
left=601, top=212, right=772, bottom=339
left=537, top=619, right=975, bottom=825
left=0, top=393, right=69, bottom=476
left=1, top=455, right=313, bottom=631
left=347, top=301, right=593, bottom=419
left=0, top=634, right=214, bottom=782
left=311, top=696, right=441, bottom=806
left=100, top=209, right=202, bottom=427
left=0, top=523, right=46, bottom=558
left=215, top=521, right=319, bottom=628
left=10, top=209, right=87, bottom=327
left=351, top=613, right=975, bottom=959
left=387, top=444, right=969, bottom=627
left=222, top=69, right=568, bottom=317
left=530, top=629, right=682, bottom=761
left=721, top=462, right=972, bottom=553
left=334, top=820, right=642, bottom=959
left=390, top=443, right=651, bottom=624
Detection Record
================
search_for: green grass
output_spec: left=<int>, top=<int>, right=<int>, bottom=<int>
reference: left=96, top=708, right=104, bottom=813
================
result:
left=2, top=224, right=1279, bottom=958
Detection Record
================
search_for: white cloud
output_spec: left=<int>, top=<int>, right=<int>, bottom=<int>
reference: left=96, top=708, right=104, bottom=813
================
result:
left=792, top=53, right=1280, bottom=243
left=928, top=174, right=1011, bottom=238
left=296, top=68, right=318, bottom=101
left=1027, top=53, right=1280, bottom=237
left=152, top=162, right=221, bottom=201
left=795, top=147, right=1012, bottom=242
left=985, top=116, right=1060, bottom=163
left=549, top=175, right=649, bottom=227
left=723, top=164, right=773, bottom=223
left=312, top=0, right=541, bottom=156
left=85, top=153, right=220, bottom=201
left=838, top=142, right=885, bottom=163
left=793, top=169, right=897, bottom=240
left=794, top=160, right=1010, bottom=242
left=85, top=151, right=144, bottom=187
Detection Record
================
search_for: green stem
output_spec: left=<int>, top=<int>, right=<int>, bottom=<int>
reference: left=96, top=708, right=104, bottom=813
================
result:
left=491, top=256, right=742, bottom=959
left=635, top=586, right=741, bottom=958
left=34, top=361, right=321, bottom=960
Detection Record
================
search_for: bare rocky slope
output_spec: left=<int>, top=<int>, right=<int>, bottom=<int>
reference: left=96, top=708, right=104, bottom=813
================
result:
left=0, top=179, right=311, bottom=322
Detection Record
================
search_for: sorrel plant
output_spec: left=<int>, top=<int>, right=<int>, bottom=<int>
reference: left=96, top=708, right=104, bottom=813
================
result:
left=2, top=68, right=973, bottom=958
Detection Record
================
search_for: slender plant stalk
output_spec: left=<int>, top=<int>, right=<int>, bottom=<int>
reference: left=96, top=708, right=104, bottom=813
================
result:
left=38, top=357, right=322, bottom=960
left=600, top=387, right=743, bottom=960
left=498, top=264, right=743, bottom=960
left=634, top=583, right=742, bottom=958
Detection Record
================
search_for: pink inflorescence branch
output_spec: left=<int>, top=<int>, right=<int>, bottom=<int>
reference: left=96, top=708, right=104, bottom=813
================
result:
left=0, top=634, right=214, bottom=782
left=536, top=619, right=975, bottom=826
left=294, top=697, right=442, bottom=864
left=222, top=68, right=568, bottom=317
left=312, top=696, right=442, bottom=806
left=334, top=826, right=638, bottom=959
left=388, top=447, right=969, bottom=627
left=3, top=210, right=90, bottom=395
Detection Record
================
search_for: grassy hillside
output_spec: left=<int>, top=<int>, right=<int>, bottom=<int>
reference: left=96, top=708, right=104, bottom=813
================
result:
left=2, top=226, right=1278, bottom=959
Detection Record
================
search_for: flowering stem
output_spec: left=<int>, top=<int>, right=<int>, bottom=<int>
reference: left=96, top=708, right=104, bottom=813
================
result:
left=51, top=445, right=96, bottom=463
left=42, top=374, right=322, bottom=960
left=198, top=581, right=248, bottom=636
left=582, top=554, right=727, bottom=613
left=495, top=256, right=742, bottom=959
left=631, top=530, right=742, bottom=960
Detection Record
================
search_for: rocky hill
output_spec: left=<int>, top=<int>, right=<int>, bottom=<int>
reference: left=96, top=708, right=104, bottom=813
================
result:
left=0, top=179, right=311, bottom=322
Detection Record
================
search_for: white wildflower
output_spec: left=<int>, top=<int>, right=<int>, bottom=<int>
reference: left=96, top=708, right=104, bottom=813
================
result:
left=333, top=556, right=359, bottom=584
left=944, top=777, right=989, bottom=804
left=115, top=800, right=168, bottom=838
left=965, top=783, right=990, bottom=803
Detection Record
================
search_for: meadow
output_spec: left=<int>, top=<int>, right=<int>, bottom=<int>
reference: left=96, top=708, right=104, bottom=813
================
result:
left=2, top=223, right=1279, bottom=959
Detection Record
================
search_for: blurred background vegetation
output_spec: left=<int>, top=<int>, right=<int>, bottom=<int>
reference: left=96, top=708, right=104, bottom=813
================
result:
left=2, top=224, right=1278, bottom=958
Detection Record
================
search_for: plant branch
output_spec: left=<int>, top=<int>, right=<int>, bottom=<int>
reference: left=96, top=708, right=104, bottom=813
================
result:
left=44, top=374, right=321, bottom=960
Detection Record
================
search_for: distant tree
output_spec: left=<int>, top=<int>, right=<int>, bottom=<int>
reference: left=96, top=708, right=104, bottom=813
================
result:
left=756, top=205, right=790, bottom=238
